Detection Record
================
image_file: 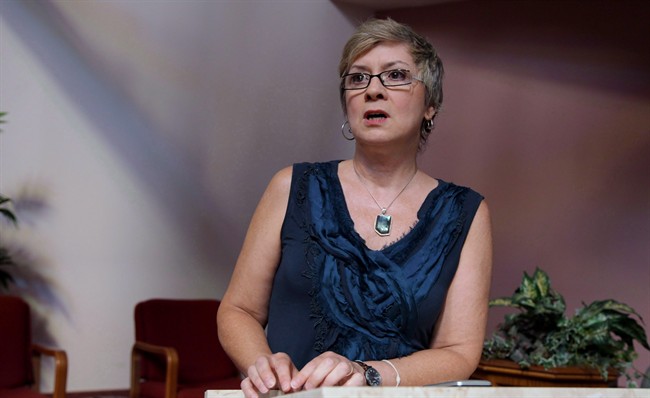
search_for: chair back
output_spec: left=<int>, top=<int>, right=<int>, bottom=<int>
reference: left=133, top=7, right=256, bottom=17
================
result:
left=0, top=295, right=34, bottom=388
left=134, top=299, right=238, bottom=384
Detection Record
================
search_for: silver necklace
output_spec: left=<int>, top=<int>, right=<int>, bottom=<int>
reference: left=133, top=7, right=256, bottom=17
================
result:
left=352, top=161, right=418, bottom=237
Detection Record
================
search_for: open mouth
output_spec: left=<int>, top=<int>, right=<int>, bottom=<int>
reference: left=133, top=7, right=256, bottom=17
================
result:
left=364, top=110, right=389, bottom=121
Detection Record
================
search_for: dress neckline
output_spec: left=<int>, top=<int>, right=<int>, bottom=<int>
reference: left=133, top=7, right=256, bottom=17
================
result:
left=329, top=160, right=446, bottom=253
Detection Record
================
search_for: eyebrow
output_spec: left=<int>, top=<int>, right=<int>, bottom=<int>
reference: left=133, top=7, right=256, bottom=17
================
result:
left=348, top=60, right=411, bottom=73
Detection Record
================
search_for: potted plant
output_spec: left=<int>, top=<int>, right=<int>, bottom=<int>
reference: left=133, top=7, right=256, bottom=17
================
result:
left=0, top=194, right=17, bottom=291
left=0, top=111, right=18, bottom=292
left=477, top=267, right=649, bottom=387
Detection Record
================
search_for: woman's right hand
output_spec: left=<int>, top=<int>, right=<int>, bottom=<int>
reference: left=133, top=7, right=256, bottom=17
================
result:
left=241, top=352, right=299, bottom=398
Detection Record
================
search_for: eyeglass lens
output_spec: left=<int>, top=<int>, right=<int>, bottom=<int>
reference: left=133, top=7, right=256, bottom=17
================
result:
left=342, top=69, right=413, bottom=90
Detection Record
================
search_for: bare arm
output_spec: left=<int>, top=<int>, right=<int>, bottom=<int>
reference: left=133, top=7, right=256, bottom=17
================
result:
left=220, top=173, right=493, bottom=393
left=375, top=200, right=493, bottom=385
left=217, top=166, right=296, bottom=395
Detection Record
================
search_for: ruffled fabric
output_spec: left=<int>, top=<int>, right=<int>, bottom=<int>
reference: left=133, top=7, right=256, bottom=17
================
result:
left=293, top=161, right=471, bottom=360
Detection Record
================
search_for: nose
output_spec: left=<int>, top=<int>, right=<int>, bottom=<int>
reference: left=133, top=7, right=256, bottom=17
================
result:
left=365, top=75, right=386, bottom=100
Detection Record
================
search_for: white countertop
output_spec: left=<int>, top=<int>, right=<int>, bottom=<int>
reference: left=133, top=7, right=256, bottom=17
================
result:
left=206, top=387, right=649, bottom=398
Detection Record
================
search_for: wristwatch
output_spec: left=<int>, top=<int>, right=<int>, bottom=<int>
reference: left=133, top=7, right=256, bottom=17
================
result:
left=355, top=360, right=382, bottom=386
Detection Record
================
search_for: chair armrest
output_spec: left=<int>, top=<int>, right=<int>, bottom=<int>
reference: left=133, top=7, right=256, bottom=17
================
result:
left=31, top=344, right=68, bottom=398
left=130, top=341, right=179, bottom=398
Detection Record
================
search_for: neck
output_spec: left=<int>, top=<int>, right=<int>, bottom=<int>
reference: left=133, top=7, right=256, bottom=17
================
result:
left=352, top=150, right=418, bottom=189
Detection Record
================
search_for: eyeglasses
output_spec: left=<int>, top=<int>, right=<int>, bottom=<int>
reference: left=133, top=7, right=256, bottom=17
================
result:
left=341, top=69, right=422, bottom=90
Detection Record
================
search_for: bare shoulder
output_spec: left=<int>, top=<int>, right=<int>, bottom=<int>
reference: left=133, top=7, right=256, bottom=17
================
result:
left=459, top=199, right=493, bottom=282
left=471, top=200, right=492, bottom=237
left=257, top=165, right=293, bottom=211
left=221, top=166, right=295, bottom=318
left=268, top=165, right=293, bottom=193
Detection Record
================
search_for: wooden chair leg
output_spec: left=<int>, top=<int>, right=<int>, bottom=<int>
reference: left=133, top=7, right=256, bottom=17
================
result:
left=52, top=351, right=68, bottom=398
left=32, top=344, right=68, bottom=398
left=131, top=342, right=179, bottom=398
left=130, top=348, right=141, bottom=398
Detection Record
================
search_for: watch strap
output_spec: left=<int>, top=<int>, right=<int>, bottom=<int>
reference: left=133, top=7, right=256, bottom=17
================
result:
left=354, top=360, right=382, bottom=386
left=354, top=360, right=370, bottom=371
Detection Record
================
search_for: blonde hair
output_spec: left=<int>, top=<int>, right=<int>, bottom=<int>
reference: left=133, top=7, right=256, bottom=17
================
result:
left=338, top=18, right=444, bottom=144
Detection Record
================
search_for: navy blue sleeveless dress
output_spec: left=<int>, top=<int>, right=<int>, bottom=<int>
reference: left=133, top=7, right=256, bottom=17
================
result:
left=266, top=161, right=483, bottom=368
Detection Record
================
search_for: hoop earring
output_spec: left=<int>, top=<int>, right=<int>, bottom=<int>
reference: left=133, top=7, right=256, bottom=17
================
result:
left=341, top=121, right=355, bottom=141
left=424, top=118, right=434, bottom=133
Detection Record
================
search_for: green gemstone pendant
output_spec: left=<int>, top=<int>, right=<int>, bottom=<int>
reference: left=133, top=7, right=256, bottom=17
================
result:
left=374, top=211, right=392, bottom=236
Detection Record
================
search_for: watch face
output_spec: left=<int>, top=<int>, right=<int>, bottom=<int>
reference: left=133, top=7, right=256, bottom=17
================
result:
left=365, top=366, right=382, bottom=386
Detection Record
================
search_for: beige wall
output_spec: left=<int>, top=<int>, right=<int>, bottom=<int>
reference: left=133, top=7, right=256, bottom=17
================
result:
left=0, top=0, right=368, bottom=390
left=383, top=0, right=650, bottom=377
left=0, top=0, right=648, bottom=391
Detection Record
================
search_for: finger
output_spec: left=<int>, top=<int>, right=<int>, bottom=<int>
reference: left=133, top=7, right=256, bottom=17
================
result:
left=292, top=352, right=348, bottom=390
left=241, top=377, right=261, bottom=398
left=247, top=361, right=271, bottom=393
left=302, top=356, right=340, bottom=390
left=290, top=358, right=317, bottom=390
left=321, top=360, right=356, bottom=387
left=258, top=356, right=281, bottom=390
left=290, top=356, right=322, bottom=390
left=271, top=354, right=297, bottom=392
left=342, top=372, right=366, bottom=386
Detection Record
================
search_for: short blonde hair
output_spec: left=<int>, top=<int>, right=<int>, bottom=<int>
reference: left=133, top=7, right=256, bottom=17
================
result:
left=338, top=18, right=444, bottom=144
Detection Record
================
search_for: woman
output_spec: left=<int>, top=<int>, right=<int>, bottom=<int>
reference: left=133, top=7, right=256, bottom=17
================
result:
left=217, top=18, right=492, bottom=397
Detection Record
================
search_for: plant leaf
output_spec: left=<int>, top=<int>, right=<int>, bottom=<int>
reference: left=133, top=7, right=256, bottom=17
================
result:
left=483, top=267, right=649, bottom=383
left=0, top=196, right=18, bottom=225
left=532, top=267, right=551, bottom=297
left=489, top=297, right=516, bottom=308
left=611, top=317, right=650, bottom=350
left=0, top=208, right=17, bottom=223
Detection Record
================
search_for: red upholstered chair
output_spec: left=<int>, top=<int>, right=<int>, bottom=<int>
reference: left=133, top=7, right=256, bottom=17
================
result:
left=0, top=295, right=68, bottom=398
left=129, top=299, right=241, bottom=398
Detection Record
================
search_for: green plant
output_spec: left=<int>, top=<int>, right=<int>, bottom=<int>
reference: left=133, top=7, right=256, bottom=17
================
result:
left=483, top=268, right=649, bottom=385
left=0, top=111, right=18, bottom=291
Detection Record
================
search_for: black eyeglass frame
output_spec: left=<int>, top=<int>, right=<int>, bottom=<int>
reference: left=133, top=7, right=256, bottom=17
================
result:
left=340, top=69, right=424, bottom=90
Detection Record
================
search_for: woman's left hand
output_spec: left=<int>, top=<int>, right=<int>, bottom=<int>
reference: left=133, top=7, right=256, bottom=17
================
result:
left=290, top=351, right=366, bottom=390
